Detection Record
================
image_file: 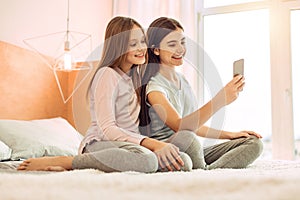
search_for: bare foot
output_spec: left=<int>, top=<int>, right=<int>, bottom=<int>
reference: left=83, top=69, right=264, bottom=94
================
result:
left=45, top=166, right=67, bottom=172
left=17, top=156, right=74, bottom=171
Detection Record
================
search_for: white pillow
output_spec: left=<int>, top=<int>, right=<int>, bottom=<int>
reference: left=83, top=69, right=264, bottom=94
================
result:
left=0, top=117, right=83, bottom=160
left=0, top=140, right=12, bottom=161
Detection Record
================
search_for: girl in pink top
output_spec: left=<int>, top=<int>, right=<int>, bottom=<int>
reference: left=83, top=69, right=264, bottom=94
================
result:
left=17, top=16, right=191, bottom=172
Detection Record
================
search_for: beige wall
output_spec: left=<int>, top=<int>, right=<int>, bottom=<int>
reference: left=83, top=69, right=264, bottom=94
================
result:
left=0, top=41, right=69, bottom=121
left=0, top=41, right=100, bottom=134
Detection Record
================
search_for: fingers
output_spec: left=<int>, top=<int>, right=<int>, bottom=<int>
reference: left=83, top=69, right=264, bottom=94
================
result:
left=234, top=75, right=245, bottom=89
left=229, top=76, right=244, bottom=97
left=169, top=151, right=182, bottom=171
left=225, top=75, right=244, bottom=95
left=157, top=154, right=165, bottom=170
left=245, top=131, right=263, bottom=138
left=233, top=74, right=243, bottom=83
left=169, top=145, right=184, bottom=170
left=239, top=131, right=263, bottom=139
left=155, top=144, right=184, bottom=171
left=237, top=83, right=245, bottom=92
left=157, top=154, right=175, bottom=171
left=163, top=154, right=183, bottom=171
left=174, top=153, right=184, bottom=167
left=162, top=155, right=173, bottom=171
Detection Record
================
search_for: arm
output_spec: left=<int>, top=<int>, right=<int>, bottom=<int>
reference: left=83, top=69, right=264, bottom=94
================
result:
left=93, top=68, right=145, bottom=144
left=147, top=75, right=245, bottom=133
left=196, top=125, right=262, bottom=139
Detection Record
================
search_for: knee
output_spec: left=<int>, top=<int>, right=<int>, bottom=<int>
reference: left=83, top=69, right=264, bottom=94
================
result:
left=179, top=152, right=193, bottom=172
left=142, top=152, right=159, bottom=173
left=177, top=130, right=197, bottom=140
left=246, top=136, right=264, bottom=157
left=173, top=130, right=202, bottom=151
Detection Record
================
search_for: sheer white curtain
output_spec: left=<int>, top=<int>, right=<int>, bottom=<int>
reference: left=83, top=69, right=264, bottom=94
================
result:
left=113, top=0, right=196, bottom=38
left=113, top=0, right=199, bottom=94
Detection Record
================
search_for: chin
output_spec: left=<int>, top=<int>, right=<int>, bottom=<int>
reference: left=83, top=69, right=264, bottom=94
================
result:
left=173, top=61, right=183, bottom=66
left=135, top=59, right=146, bottom=65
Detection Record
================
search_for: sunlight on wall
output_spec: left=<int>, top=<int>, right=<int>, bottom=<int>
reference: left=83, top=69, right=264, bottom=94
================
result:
left=291, top=10, right=300, bottom=139
left=203, top=9, right=271, bottom=139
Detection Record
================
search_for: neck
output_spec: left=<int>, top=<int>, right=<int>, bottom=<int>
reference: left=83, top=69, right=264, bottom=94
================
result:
left=120, top=64, right=133, bottom=75
left=159, top=64, right=178, bottom=84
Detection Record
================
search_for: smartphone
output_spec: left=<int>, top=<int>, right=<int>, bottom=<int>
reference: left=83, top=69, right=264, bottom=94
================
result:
left=233, top=59, right=244, bottom=77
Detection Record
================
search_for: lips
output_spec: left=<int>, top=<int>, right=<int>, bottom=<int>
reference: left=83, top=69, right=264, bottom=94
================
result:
left=135, top=53, right=145, bottom=58
left=172, top=56, right=183, bottom=60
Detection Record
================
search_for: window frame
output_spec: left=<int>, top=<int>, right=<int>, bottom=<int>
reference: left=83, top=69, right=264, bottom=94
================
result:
left=197, top=0, right=300, bottom=160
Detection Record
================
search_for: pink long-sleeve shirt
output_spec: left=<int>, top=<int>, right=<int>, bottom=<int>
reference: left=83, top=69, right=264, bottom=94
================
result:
left=78, top=66, right=146, bottom=154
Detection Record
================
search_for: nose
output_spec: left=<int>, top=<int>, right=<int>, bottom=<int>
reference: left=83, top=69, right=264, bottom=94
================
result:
left=138, top=42, right=147, bottom=51
left=176, top=44, right=185, bottom=54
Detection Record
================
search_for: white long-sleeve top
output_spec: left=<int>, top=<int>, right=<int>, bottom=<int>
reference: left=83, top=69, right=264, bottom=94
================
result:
left=78, top=66, right=146, bottom=154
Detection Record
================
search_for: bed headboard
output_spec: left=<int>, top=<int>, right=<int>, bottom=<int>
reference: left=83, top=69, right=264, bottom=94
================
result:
left=0, top=41, right=96, bottom=135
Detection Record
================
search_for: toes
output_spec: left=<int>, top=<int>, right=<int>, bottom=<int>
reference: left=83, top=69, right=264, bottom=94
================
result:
left=17, top=166, right=26, bottom=170
left=20, top=162, right=29, bottom=166
left=18, top=163, right=29, bottom=168
left=24, top=160, right=31, bottom=164
left=45, top=166, right=66, bottom=172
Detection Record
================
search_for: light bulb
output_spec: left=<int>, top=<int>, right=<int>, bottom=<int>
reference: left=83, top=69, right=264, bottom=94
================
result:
left=64, top=50, right=72, bottom=70
left=63, top=40, right=72, bottom=70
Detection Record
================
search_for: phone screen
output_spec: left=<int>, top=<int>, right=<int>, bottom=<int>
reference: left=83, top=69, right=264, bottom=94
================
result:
left=233, top=59, right=244, bottom=77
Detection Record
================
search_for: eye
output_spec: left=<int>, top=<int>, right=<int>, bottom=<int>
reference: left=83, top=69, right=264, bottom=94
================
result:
left=168, top=42, right=177, bottom=47
left=129, top=42, right=137, bottom=47
left=181, top=40, right=186, bottom=45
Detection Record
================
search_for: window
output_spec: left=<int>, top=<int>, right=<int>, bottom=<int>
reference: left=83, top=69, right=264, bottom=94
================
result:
left=198, top=0, right=300, bottom=160
left=203, top=9, right=271, bottom=138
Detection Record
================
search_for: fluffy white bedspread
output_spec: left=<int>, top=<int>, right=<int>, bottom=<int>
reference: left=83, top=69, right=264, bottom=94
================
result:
left=1, top=159, right=300, bottom=200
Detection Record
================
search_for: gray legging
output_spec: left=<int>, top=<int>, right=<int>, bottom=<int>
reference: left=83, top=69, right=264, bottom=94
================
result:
left=167, top=130, right=264, bottom=170
left=72, top=131, right=263, bottom=172
left=72, top=140, right=191, bottom=173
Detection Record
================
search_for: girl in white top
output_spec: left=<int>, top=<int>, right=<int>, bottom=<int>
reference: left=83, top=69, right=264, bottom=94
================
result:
left=17, top=16, right=190, bottom=172
left=139, top=17, right=263, bottom=170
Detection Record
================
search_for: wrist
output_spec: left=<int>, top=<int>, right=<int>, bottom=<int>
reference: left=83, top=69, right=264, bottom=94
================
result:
left=224, top=131, right=234, bottom=139
left=140, top=138, right=164, bottom=151
left=210, top=96, right=224, bottom=113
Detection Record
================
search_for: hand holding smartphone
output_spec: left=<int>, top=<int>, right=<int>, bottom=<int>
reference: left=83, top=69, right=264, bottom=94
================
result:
left=233, top=59, right=244, bottom=77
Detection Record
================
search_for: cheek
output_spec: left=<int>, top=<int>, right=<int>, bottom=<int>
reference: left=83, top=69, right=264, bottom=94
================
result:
left=141, top=43, right=147, bottom=49
left=126, top=51, right=135, bottom=59
left=160, top=49, right=172, bottom=57
left=164, top=52, right=174, bottom=61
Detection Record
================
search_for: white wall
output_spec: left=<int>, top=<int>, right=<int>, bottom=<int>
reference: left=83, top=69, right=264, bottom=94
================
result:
left=0, top=0, right=113, bottom=55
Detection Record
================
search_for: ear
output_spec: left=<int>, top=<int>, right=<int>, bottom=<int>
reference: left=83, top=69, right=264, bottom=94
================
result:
left=153, top=48, right=160, bottom=56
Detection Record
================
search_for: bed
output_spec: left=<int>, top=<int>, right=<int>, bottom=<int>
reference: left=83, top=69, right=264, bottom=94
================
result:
left=1, top=41, right=300, bottom=200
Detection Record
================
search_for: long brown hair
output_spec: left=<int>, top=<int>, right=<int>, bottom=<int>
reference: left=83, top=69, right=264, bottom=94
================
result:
left=87, top=16, right=147, bottom=98
left=139, top=17, right=183, bottom=136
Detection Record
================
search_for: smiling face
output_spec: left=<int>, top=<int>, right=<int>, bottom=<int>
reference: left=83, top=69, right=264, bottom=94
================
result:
left=154, top=28, right=186, bottom=67
left=123, top=25, right=147, bottom=70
